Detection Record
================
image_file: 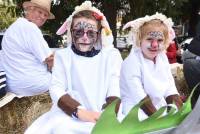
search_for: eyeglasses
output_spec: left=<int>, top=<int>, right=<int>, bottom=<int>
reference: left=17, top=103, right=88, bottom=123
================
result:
left=72, top=29, right=99, bottom=38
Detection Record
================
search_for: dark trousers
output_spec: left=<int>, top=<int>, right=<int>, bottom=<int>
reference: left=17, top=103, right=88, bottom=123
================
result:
left=183, top=55, right=200, bottom=108
left=0, top=87, right=6, bottom=98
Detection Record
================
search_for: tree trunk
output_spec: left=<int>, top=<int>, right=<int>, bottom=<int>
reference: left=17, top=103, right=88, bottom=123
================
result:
left=102, top=0, right=117, bottom=47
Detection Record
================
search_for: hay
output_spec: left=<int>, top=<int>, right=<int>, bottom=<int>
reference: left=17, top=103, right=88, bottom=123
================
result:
left=0, top=93, right=52, bottom=134
left=171, top=63, right=190, bottom=99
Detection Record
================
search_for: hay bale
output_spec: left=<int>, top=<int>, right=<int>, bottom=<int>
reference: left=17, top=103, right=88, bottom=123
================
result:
left=0, top=93, right=52, bottom=134
left=171, top=63, right=190, bottom=98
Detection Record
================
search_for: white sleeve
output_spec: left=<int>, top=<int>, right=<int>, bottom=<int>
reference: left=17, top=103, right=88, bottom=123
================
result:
left=164, top=58, right=179, bottom=97
left=27, top=26, right=52, bottom=63
left=49, top=51, right=67, bottom=104
left=120, top=56, right=147, bottom=114
left=106, top=49, right=123, bottom=98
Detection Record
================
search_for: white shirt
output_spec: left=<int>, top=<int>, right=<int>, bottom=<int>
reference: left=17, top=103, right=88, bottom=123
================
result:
left=2, top=18, right=52, bottom=96
left=50, top=46, right=122, bottom=111
left=120, top=48, right=178, bottom=120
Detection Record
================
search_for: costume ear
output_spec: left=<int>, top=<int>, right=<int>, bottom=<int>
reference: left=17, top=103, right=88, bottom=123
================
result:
left=169, top=27, right=175, bottom=41
left=122, top=21, right=134, bottom=30
left=56, top=21, right=69, bottom=35
left=101, top=28, right=114, bottom=48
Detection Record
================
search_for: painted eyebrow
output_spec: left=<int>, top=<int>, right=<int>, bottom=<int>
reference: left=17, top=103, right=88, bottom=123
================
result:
left=147, top=31, right=164, bottom=36
left=73, top=22, right=97, bottom=30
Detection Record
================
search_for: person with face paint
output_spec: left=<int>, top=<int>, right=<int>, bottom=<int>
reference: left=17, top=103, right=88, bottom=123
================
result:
left=25, top=1, right=122, bottom=134
left=120, top=13, right=183, bottom=121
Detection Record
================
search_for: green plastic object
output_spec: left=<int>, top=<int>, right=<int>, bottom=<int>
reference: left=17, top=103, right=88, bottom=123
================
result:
left=92, top=87, right=196, bottom=134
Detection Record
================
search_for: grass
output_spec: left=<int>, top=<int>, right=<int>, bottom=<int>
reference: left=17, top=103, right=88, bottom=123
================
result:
left=120, top=50, right=130, bottom=59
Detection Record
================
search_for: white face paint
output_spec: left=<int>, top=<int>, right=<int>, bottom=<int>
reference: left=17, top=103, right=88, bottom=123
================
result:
left=141, top=31, right=165, bottom=61
left=71, top=17, right=98, bottom=52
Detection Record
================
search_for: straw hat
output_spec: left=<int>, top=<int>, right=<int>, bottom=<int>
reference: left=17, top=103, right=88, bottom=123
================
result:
left=23, top=0, right=55, bottom=19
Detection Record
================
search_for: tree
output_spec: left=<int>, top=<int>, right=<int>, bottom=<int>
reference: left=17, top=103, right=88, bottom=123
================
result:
left=122, top=0, right=188, bottom=25
left=2, top=0, right=197, bottom=42
left=101, top=0, right=117, bottom=46
left=93, top=0, right=127, bottom=46
left=187, top=0, right=200, bottom=36
left=0, top=4, right=17, bottom=30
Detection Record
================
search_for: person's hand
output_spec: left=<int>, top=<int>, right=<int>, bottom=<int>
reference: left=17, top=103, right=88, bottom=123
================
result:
left=140, top=96, right=157, bottom=116
left=166, top=94, right=183, bottom=110
left=176, top=49, right=181, bottom=56
left=44, top=52, right=55, bottom=72
left=77, top=109, right=101, bottom=123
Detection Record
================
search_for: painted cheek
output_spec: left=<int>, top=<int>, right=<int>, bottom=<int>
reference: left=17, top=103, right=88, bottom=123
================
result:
left=141, top=41, right=150, bottom=49
left=141, top=43, right=148, bottom=54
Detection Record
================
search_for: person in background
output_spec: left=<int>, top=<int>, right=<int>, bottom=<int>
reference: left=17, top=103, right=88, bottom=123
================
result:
left=1, top=0, right=55, bottom=96
left=166, top=39, right=181, bottom=64
left=120, top=13, right=183, bottom=121
left=25, top=1, right=122, bottom=134
left=182, top=35, right=200, bottom=108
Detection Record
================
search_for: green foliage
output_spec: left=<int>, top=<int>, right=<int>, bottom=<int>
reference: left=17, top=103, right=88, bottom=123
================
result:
left=0, top=5, right=17, bottom=30
left=120, top=51, right=129, bottom=59
left=121, top=0, right=189, bottom=25
left=42, top=0, right=79, bottom=42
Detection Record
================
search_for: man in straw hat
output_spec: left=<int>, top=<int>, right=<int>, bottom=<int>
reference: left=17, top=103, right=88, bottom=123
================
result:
left=1, top=0, right=55, bottom=96
left=25, top=1, right=122, bottom=134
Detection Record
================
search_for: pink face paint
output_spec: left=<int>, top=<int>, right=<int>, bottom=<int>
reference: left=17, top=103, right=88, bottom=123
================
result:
left=151, top=39, right=158, bottom=48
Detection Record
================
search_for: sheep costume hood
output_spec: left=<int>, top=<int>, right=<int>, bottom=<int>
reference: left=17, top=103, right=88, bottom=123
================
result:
left=56, top=1, right=114, bottom=49
left=123, top=13, right=176, bottom=51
